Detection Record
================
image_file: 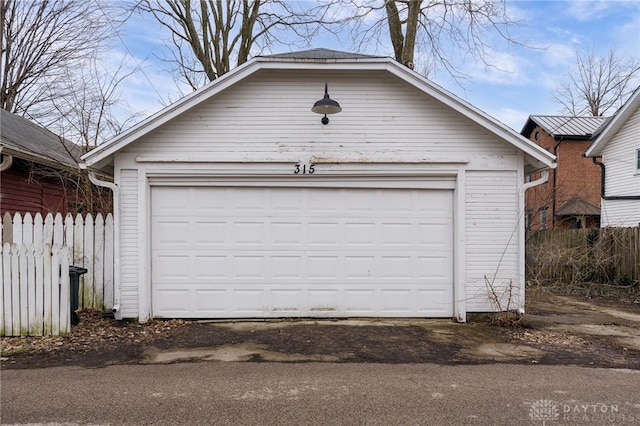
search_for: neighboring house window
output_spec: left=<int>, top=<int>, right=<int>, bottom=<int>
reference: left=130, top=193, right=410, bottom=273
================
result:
left=636, top=149, right=640, bottom=173
left=539, top=208, right=548, bottom=230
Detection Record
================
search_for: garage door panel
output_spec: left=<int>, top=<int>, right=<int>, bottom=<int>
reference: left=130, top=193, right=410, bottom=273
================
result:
left=233, top=256, right=266, bottom=278
left=381, top=223, right=413, bottom=246
left=156, top=289, right=190, bottom=313
left=418, top=256, right=452, bottom=280
left=155, top=255, right=190, bottom=279
left=271, top=255, right=303, bottom=278
left=195, top=222, right=227, bottom=245
left=380, top=256, right=413, bottom=278
left=309, top=189, right=341, bottom=212
left=308, top=223, right=340, bottom=245
left=194, top=256, right=227, bottom=278
left=151, top=185, right=454, bottom=318
left=155, top=221, right=191, bottom=246
left=271, top=222, right=305, bottom=245
left=308, top=256, right=340, bottom=278
left=344, top=256, right=376, bottom=278
left=417, top=223, right=450, bottom=247
left=194, top=289, right=227, bottom=313
left=345, top=223, right=376, bottom=246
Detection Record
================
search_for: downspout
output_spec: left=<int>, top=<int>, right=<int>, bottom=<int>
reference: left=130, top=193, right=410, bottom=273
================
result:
left=518, top=170, right=550, bottom=315
left=86, top=170, right=122, bottom=318
left=591, top=157, right=640, bottom=200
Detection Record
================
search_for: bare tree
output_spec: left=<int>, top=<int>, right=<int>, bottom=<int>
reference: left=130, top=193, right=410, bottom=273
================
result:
left=323, top=0, right=525, bottom=78
left=1, top=0, right=139, bottom=215
left=45, top=55, right=143, bottom=149
left=137, top=0, right=323, bottom=91
left=0, top=0, right=121, bottom=120
left=554, top=47, right=640, bottom=116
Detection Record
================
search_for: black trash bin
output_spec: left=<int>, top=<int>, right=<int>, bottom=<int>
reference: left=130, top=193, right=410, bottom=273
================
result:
left=68, top=266, right=88, bottom=325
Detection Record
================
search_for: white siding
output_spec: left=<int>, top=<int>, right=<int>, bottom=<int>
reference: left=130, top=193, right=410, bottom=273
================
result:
left=119, top=169, right=139, bottom=318
left=600, top=104, right=640, bottom=227
left=123, top=70, right=517, bottom=166
left=112, top=68, right=528, bottom=320
left=465, top=171, right=520, bottom=312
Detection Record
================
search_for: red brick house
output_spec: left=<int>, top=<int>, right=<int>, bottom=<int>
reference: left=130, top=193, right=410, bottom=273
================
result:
left=1, top=109, right=89, bottom=216
left=521, top=115, right=609, bottom=230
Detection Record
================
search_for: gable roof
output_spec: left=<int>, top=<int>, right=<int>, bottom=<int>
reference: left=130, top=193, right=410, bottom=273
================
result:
left=521, top=115, right=610, bottom=140
left=82, top=48, right=556, bottom=172
left=1, top=109, right=82, bottom=169
left=585, top=87, right=640, bottom=157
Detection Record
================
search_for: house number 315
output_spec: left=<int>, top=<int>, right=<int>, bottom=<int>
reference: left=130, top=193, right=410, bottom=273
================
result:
left=294, top=164, right=315, bottom=174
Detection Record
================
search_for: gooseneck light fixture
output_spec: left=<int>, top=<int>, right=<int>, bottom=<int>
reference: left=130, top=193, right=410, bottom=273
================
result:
left=311, top=83, right=342, bottom=125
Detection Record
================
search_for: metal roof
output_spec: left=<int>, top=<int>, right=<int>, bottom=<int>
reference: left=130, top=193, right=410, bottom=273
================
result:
left=261, top=48, right=385, bottom=60
left=555, top=196, right=600, bottom=217
left=523, top=115, right=610, bottom=139
left=0, top=109, right=82, bottom=168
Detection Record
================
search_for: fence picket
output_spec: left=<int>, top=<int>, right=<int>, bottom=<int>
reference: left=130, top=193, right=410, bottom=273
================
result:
left=43, top=214, right=54, bottom=246
left=27, top=244, right=38, bottom=335
left=12, top=213, right=22, bottom=244
left=94, top=214, right=105, bottom=309
left=23, top=213, right=33, bottom=244
left=2, top=213, right=12, bottom=244
left=53, top=213, right=64, bottom=246
left=33, top=213, right=43, bottom=244
left=0, top=213, right=114, bottom=336
left=43, top=244, right=53, bottom=336
left=83, top=214, right=94, bottom=308
left=10, top=244, right=20, bottom=334
left=51, top=245, right=60, bottom=336
left=59, top=247, right=70, bottom=334
left=2, top=244, right=12, bottom=336
left=0, top=243, right=4, bottom=335
left=64, top=214, right=74, bottom=264
left=34, top=244, right=44, bottom=336
left=104, top=214, right=114, bottom=310
left=18, top=244, right=28, bottom=335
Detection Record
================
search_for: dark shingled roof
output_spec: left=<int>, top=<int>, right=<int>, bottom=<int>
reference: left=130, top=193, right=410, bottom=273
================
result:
left=261, top=48, right=386, bottom=60
left=521, top=115, right=610, bottom=140
left=0, top=109, right=82, bottom=168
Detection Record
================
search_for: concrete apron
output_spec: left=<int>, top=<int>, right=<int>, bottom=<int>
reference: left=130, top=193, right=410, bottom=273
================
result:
left=142, top=297, right=640, bottom=364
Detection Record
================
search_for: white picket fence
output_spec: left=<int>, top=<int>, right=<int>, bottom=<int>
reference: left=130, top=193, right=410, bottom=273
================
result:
left=0, top=212, right=114, bottom=336
left=1, top=244, right=71, bottom=336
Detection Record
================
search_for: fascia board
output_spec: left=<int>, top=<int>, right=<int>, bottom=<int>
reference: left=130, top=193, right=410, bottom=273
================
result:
left=0, top=145, right=79, bottom=171
left=585, top=88, right=640, bottom=157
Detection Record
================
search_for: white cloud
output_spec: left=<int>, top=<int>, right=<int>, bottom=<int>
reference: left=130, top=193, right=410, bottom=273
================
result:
left=462, top=51, right=528, bottom=86
left=487, top=107, right=531, bottom=131
left=563, top=0, right=618, bottom=22
left=541, top=43, right=577, bottom=66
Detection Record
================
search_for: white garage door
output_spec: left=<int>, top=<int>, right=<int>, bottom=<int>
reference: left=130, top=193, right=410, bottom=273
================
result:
left=151, top=184, right=454, bottom=318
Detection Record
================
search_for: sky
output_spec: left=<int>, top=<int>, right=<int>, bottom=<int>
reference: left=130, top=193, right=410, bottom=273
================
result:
left=113, top=0, right=640, bottom=132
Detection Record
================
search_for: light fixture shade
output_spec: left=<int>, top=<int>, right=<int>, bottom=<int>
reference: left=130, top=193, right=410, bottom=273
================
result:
left=311, top=83, right=342, bottom=115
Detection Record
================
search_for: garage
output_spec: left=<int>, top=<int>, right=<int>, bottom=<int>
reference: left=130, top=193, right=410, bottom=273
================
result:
left=151, top=181, right=454, bottom=318
left=81, top=49, right=556, bottom=321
